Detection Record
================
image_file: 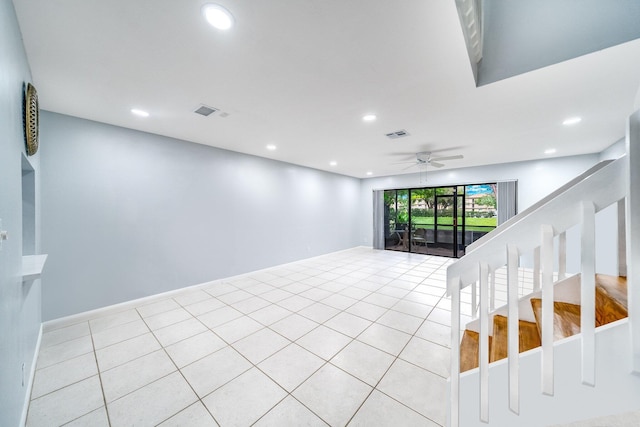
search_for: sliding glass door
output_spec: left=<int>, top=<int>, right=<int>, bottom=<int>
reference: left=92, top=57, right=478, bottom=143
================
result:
left=383, top=183, right=498, bottom=258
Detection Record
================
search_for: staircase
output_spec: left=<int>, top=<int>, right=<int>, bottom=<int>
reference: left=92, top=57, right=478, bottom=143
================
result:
left=460, top=274, right=628, bottom=373
left=447, top=110, right=640, bottom=427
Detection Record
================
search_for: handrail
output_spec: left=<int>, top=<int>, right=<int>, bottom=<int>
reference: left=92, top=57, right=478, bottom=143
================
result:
left=465, top=160, right=614, bottom=253
left=447, top=157, right=626, bottom=293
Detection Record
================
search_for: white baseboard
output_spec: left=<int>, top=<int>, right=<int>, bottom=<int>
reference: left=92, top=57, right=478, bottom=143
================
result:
left=42, top=278, right=220, bottom=331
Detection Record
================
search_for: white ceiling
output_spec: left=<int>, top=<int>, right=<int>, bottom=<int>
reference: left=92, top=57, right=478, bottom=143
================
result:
left=13, top=0, right=640, bottom=178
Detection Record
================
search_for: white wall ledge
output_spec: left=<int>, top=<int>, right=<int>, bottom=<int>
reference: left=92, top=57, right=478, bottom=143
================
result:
left=22, top=254, right=48, bottom=282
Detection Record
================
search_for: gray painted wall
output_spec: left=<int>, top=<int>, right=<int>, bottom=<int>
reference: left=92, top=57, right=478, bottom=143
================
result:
left=479, top=0, right=640, bottom=85
left=40, top=112, right=361, bottom=320
left=0, top=0, right=42, bottom=425
left=359, top=154, right=621, bottom=275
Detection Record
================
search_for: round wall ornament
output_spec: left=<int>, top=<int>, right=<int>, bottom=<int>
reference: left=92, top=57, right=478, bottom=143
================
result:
left=24, top=82, right=39, bottom=156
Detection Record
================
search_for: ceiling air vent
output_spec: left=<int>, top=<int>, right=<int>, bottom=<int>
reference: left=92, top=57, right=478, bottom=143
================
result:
left=194, top=105, right=218, bottom=117
left=385, top=129, right=410, bottom=139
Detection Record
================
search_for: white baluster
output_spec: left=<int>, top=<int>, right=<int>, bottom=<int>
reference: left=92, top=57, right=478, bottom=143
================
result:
left=449, top=275, right=461, bottom=427
left=541, top=224, right=555, bottom=395
left=581, top=201, right=596, bottom=386
left=533, top=246, right=540, bottom=292
left=507, top=244, right=519, bottom=414
left=479, top=262, right=490, bottom=422
left=558, top=232, right=567, bottom=281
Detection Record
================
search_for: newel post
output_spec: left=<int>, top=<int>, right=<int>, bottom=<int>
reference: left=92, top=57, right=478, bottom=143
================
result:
left=580, top=201, right=596, bottom=386
left=541, top=224, right=555, bottom=395
left=627, top=110, right=640, bottom=373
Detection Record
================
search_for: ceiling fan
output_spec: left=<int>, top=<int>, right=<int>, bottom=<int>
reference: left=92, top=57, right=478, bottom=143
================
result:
left=395, top=151, right=464, bottom=170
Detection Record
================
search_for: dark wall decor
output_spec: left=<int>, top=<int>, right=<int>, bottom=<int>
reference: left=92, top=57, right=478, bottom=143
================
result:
left=24, top=82, right=39, bottom=156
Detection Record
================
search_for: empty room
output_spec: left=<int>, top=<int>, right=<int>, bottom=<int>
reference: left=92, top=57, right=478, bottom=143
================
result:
left=2, top=1, right=640, bottom=426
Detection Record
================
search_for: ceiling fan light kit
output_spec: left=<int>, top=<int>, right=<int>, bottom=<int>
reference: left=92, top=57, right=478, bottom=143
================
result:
left=415, top=151, right=463, bottom=167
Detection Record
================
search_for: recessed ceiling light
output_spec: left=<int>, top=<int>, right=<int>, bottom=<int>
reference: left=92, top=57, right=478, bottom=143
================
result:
left=131, top=108, right=149, bottom=117
left=562, top=117, right=582, bottom=126
left=202, top=4, right=234, bottom=30
left=329, top=161, right=337, bottom=166
left=366, top=171, right=373, bottom=176
left=266, top=144, right=277, bottom=151
left=545, top=148, right=557, bottom=155
left=362, top=114, right=377, bottom=122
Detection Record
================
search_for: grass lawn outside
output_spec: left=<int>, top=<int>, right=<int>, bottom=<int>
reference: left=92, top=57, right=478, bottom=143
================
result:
left=409, top=216, right=496, bottom=232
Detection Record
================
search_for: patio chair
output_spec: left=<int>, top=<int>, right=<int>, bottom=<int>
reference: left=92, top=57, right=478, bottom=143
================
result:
left=412, top=228, right=427, bottom=246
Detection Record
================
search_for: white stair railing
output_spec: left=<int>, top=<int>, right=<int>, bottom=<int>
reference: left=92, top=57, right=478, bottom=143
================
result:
left=447, top=151, right=629, bottom=426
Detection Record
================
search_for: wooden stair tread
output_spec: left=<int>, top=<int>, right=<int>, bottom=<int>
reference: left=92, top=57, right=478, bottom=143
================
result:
left=531, top=299, right=581, bottom=340
left=457, top=275, right=628, bottom=373
left=528, top=275, right=627, bottom=334
left=489, top=315, right=541, bottom=363
left=460, top=330, right=479, bottom=372
left=596, top=274, right=628, bottom=308
left=460, top=330, right=494, bottom=372
left=596, top=274, right=628, bottom=325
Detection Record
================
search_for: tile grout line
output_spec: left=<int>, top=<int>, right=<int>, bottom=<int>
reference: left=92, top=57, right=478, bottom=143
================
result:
left=221, top=254, right=434, bottom=425
left=87, top=320, right=113, bottom=427
left=164, top=288, right=351, bottom=426
left=138, top=305, right=224, bottom=427
left=179, top=292, right=335, bottom=426
left=347, top=309, right=441, bottom=423
left=203, top=267, right=353, bottom=425
left=344, top=257, right=451, bottom=426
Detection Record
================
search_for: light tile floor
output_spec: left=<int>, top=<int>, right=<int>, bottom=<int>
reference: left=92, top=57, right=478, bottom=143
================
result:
left=27, top=247, right=471, bottom=426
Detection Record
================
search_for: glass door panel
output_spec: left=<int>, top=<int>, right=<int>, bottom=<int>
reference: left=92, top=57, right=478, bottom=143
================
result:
left=409, top=189, right=429, bottom=254
left=465, top=184, right=498, bottom=246
left=384, top=189, right=410, bottom=253
left=396, top=190, right=409, bottom=252
left=425, top=187, right=457, bottom=257
left=437, top=195, right=455, bottom=255
left=457, top=193, right=465, bottom=257
left=383, top=190, right=398, bottom=250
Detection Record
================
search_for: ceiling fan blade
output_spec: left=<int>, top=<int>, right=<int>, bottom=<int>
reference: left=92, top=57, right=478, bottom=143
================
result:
left=430, top=161, right=445, bottom=168
left=431, top=154, right=463, bottom=161
left=402, top=163, right=419, bottom=171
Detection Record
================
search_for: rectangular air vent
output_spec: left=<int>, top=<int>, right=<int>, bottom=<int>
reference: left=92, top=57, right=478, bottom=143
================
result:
left=385, top=129, right=410, bottom=139
left=194, top=105, right=218, bottom=117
